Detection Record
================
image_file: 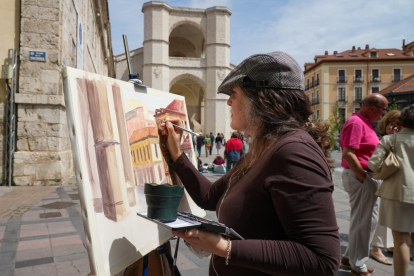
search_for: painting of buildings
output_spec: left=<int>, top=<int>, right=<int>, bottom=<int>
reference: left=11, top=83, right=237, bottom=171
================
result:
left=63, top=67, right=203, bottom=276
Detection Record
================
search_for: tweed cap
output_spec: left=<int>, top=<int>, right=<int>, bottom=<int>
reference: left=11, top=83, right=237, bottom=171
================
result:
left=217, top=51, right=305, bottom=96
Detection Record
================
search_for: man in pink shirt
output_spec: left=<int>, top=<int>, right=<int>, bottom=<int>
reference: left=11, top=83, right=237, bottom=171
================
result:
left=340, top=93, right=388, bottom=276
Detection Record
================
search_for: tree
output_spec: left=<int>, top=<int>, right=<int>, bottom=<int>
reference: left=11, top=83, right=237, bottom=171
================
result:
left=389, top=97, right=399, bottom=111
left=327, top=105, right=344, bottom=150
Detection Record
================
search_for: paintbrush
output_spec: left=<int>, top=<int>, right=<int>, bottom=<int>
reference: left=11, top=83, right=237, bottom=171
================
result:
left=160, top=119, right=200, bottom=136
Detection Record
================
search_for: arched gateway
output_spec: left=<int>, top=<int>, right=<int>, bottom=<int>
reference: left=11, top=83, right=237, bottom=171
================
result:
left=115, top=1, right=234, bottom=136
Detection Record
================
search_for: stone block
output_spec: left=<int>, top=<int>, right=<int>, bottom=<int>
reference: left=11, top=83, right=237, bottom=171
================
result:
left=17, top=138, right=29, bottom=151
left=40, top=34, right=59, bottom=50
left=14, top=151, right=31, bottom=162
left=36, top=95, right=48, bottom=104
left=38, top=7, right=59, bottom=21
left=37, top=106, right=60, bottom=123
left=21, top=18, right=44, bottom=34
left=41, top=70, right=59, bottom=84
left=21, top=0, right=39, bottom=5
left=48, top=95, right=65, bottom=106
left=28, top=137, right=47, bottom=151
left=18, top=60, right=42, bottom=77
left=36, top=162, right=62, bottom=180
left=13, top=176, right=33, bottom=186
left=47, top=137, right=60, bottom=151
left=37, top=0, right=53, bottom=8
left=20, top=33, right=41, bottom=48
left=47, top=50, right=59, bottom=63
left=19, top=77, right=42, bottom=94
left=22, top=122, right=47, bottom=137
left=42, top=83, right=58, bottom=95
left=13, top=165, right=25, bottom=177
left=21, top=5, right=38, bottom=18
left=24, top=165, right=36, bottom=175
left=46, top=124, right=62, bottom=137
left=18, top=106, right=39, bottom=122
left=15, top=94, right=37, bottom=104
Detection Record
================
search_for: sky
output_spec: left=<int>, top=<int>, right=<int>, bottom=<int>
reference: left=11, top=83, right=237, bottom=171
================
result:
left=108, top=0, right=414, bottom=68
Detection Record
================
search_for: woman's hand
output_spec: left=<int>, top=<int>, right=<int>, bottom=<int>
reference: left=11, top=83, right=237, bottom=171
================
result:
left=161, top=120, right=183, bottom=162
left=172, top=229, right=230, bottom=258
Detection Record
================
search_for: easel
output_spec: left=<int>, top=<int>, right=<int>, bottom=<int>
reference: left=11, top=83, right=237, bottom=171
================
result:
left=122, top=35, right=182, bottom=276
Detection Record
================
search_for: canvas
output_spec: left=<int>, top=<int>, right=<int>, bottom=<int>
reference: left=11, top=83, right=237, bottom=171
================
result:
left=62, top=67, right=205, bottom=276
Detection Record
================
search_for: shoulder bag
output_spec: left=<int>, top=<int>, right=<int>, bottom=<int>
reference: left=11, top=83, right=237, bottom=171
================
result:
left=373, top=133, right=400, bottom=180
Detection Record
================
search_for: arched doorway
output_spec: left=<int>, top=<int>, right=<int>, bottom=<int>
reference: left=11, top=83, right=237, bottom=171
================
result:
left=170, top=75, right=205, bottom=131
left=169, top=23, right=205, bottom=58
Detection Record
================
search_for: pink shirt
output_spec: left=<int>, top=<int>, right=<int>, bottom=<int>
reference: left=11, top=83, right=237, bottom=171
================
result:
left=340, top=113, right=379, bottom=170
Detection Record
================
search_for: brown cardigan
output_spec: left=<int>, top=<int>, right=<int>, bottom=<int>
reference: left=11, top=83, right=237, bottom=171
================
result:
left=171, top=130, right=340, bottom=276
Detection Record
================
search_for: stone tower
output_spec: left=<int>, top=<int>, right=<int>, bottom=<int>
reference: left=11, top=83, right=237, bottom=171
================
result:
left=140, top=1, right=233, bottom=136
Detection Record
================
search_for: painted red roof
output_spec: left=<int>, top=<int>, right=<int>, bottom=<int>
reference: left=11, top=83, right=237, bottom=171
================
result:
left=165, top=99, right=186, bottom=116
left=129, top=127, right=159, bottom=144
left=180, top=134, right=192, bottom=150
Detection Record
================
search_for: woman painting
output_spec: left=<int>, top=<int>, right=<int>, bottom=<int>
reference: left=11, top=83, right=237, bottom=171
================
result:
left=161, top=52, right=340, bottom=275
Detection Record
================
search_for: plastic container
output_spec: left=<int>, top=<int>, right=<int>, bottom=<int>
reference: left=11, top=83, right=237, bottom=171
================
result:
left=144, top=183, right=184, bottom=222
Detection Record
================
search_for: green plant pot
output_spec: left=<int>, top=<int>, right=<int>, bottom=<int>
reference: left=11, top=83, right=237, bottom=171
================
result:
left=144, top=183, right=184, bottom=222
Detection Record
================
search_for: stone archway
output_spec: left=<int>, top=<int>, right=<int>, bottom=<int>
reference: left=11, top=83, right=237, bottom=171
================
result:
left=169, top=23, right=205, bottom=58
left=170, top=74, right=205, bottom=131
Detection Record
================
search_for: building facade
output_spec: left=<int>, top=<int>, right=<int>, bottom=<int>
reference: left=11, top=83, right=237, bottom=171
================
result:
left=114, top=1, right=234, bottom=136
left=379, top=73, right=414, bottom=109
left=0, top=0, right=114, bottom=185
left=304, top=41, right=414, bottom=123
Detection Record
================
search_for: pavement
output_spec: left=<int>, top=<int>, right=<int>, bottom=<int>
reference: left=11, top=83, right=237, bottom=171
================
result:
left=0, top=149, right=413, bottom=276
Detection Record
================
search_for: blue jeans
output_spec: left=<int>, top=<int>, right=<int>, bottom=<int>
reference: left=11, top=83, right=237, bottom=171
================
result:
left=197, top=147, right=202, bottom=157
left=226, top=159, right=238, bottom=172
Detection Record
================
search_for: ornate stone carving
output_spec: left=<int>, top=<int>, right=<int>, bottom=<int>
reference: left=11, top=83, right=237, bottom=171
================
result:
left=217, top=69, right=226, bottom=81
left=153, top=67, right=161, bottom=78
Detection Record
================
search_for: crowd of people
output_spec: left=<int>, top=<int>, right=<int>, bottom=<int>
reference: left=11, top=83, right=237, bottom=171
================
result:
left=159, top=50, right=413, bottom=276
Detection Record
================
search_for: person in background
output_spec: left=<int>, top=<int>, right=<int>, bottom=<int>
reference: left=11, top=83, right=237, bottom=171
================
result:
left=204, top=135, right=212, bottom=157
left=369, top=105, right=414, bottom=276
left=209, top=132, right=215, bottom=155
left=224, top=132, right=243, bottom=172
left=196, top=132, right=204, bottom=157
left=212, top=155, right=226, bottom=173
left=340, top=93, right=389, bottom=276
left=369, top=110, right=402, bottom=265
left=161, top=51, right=340, bottom=275
left=192, top=133, right=197, bottom=152
left=215, top=133, right=223, bottom=155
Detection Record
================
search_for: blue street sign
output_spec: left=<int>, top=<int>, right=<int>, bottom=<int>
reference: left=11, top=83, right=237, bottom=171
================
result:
left=29, top=51, right=47, bottom=62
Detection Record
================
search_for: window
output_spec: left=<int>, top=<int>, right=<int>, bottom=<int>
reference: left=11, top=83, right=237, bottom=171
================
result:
left=316, top=110, right=320, bottom=119
left=307, top=79, right=309, bottom=89
left=354, top=69, right=363, bottom=82
left=316, top=73, right=319, bottom=85
left=311, top=76, right=314, bottom=87
left=339, top=108, right=346, bottom=123
left=372, top=87, right=379, bottom=93
left=338, top=87, right=346, bottom=101
left=140, top=148, right=143, bottom=161
left=393, top=69, right=401, bottom=82
left=338, top=70, right=346, bottom=82
left=355, top=87, right=362, bottom=101
left=350, top=54, right=358, bottom=57
left=372, top=69, right=380, bottom=82
left=147, top=145, right=150, bottom=160
left=370, top=52, right=377, bottom=58
left=316, top=90, right=320, bottom=102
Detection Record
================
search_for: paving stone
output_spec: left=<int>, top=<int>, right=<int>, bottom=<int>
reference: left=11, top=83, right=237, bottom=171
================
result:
left=48, top=226, right=76, bottom=235
left=15, top=248, right=53, bottom=262
left=39, top=202, right=77, bottom=210
left=20, top=235, right=49, bottom=241
left=15, top=256, right=54, bottom=268
left=14, top=263, right=57, bottom=276
left=54, top=252, right=87, bottom=263
left=51, top=244, right=86, bottom=257
left=17, top=238, right=51, bottom=251
left=50, top=235, right=82, bottom=247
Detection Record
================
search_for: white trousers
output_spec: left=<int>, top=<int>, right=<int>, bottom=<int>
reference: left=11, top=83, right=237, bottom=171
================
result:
left=342, top=169, right=381, bottom=272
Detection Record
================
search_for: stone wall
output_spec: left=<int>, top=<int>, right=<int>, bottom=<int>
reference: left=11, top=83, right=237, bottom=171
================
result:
left=0, top=102, right=4, bottom=181
left=13, top=0, right=114, bottom=186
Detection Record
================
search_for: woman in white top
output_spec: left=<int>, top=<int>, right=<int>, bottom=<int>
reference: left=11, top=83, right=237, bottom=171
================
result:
left=368, top=104, right=414, bottom=276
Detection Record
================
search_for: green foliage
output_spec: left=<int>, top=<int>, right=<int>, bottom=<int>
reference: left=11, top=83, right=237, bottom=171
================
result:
left=327, top=105, right=344, bottom=150
left=389, top=97, right=399, bottom=111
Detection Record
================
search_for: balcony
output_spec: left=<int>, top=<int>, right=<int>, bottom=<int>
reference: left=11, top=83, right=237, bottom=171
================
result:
left=311, top=98, right=320, bottom=106
left=311, top=81, right=314, bottom=88
left=353, top=97, right=363, bottom=103
left=337, top=76, right=347, bottom=83
left=354, top=76, right=364, bottom=83
left=337, top=97, right=347, bottom=103
left=169, top=57, right=206, bottom=68
left=392, top=75, right=402, bottom=82
left=370, top=76, right=381, bottom=82
left=315, top=79, right=320, bottom=86
left=306, top=84, right=310, bottom=90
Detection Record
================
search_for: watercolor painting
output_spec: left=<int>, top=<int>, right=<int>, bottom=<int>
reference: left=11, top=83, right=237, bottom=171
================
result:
left=62, top=67, right=204, bottom=276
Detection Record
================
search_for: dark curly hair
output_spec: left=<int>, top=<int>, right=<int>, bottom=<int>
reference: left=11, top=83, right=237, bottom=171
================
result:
left=226, top=86, right=333, bottom=186
left=399, top=104, right=414, bottom=129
